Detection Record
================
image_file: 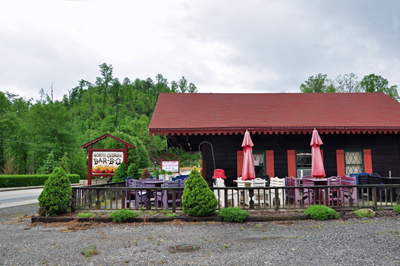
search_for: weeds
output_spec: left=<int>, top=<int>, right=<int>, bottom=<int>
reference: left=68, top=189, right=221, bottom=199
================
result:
left=77, top=213, right=96, bottom=218
left=80, top=245, right=99, bottom=257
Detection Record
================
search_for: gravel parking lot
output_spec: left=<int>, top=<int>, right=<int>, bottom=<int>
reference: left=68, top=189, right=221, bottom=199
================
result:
left=1, top=204, right=400, bottom=265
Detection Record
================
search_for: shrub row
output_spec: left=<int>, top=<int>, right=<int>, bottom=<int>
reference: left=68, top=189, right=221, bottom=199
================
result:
left=0, top=174, right=80, bottom=188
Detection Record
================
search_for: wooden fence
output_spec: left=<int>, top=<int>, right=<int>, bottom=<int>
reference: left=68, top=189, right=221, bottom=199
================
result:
left=71, top=183, right=400, bottom=212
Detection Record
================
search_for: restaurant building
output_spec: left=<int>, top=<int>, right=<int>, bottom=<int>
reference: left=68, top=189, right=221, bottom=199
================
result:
left=149, top=93, right=400, bottom=186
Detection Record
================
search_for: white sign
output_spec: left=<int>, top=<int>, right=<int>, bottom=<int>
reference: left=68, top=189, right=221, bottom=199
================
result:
left=162, top=161, right=179, bottom=172
left=92, top=151, right=124, bottom=175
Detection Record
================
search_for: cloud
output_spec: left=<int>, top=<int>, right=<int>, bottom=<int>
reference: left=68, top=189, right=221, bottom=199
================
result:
left=0, top=0, right=400, bottom=101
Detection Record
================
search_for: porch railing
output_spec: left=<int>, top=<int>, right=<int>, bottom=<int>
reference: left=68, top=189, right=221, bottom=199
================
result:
left=71, top=184, right=400, bottom=212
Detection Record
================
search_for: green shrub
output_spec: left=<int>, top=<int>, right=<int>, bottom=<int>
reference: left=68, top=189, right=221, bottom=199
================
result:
left=127, top=163, right=139, bottom=180
left=217, top=207, right=249, bottom=223
left=354, top=208, right=375, bottom=218
left=182, top=169, right=218, bottom=217
left=78, top=212, right=96, bottom=218
left=108, top=209, right=139, bottom=223
left=393, top=205, right=400, bottom=213
left=38, top=167, right=72, bottom=217
left=0, top=174, right=80, bottom=188
left=304, top=205, right=340, bottom=220
left=112, top=162, right=127, bottom=182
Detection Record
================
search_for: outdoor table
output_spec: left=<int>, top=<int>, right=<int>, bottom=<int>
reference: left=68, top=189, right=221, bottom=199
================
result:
left=139, top=180, right=165, bottom=208
left=380, top=177, right=400, bottom=202
left=307, top=178, right=328, bottom=204
left=233, top=180, right=253, bottom=206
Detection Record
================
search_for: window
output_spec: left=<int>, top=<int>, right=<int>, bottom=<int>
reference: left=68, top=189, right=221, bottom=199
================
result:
left=345, top=150, right=364, bottom=175
left=253, top=151, right=266, bottom=176
left=296, top=150, right=312, bottom=177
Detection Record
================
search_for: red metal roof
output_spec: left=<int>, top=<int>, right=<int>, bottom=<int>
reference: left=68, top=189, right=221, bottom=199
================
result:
left=149, top=93, right=400, bottom=135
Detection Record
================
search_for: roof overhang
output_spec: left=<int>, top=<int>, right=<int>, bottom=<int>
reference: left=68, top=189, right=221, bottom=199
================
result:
left=150, top=126, right=400, bottom=136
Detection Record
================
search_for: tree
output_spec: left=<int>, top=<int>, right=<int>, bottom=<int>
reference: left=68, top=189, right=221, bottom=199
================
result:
left=335, top=73, right=361, bottom=93
left=96, top=63, right=114, bottom=104
left=170, top=81, right=179, bottom=93
left=178, top=76, right=188, bottom=93
left=38, top=151, right=58, bottom=174
left=188, top=83, right=198, bottom=93
left=112, top=162, right=127, bottom=182
left=127, top=163, right=139, bottom=180
left=300, top=74, right=333, bottom=93
left=361, top=74, right=400, bottom=101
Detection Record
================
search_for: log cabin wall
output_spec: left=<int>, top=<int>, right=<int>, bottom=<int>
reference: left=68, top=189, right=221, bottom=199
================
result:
left=173, top=132, right=400, bottom=186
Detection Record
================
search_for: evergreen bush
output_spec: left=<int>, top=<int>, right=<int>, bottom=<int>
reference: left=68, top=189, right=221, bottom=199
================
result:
left=217, top=207, right=249, bottom=223
left=304, top=205, right=340, bottom=220
left=127, top=163, right=139, bottom=180
left=38, top=167, right=72, bottom=217
left=182, top=169, right=218, bottom=217
left=112, top=162, right=127, bottom=182
left=393, top=205, right=400, bottom=213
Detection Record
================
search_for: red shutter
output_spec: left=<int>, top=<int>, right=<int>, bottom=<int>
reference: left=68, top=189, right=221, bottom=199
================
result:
left=237, top=150, right=243, bottom=178
left=266, top=150, right=274, bottom=180
left=364, top=149, right=372, bottom=173
left=287, top=150, right=296, bottom=177
left=336, top=150, right=345, bottom=176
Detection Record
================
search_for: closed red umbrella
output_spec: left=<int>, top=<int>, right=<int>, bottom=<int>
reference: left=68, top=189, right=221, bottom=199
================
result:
left=310, top=129, right=326, bottom=178
left=241, top=130, right=256, bottom=181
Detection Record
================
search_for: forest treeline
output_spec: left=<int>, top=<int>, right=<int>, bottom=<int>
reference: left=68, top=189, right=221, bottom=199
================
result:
left=0, top=63, right=199, bottom=178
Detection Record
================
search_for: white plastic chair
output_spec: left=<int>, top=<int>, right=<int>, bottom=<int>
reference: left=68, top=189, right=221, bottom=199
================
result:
left=236, top=176, right=250, bottom=205
left=213, top=179, right=238, bottom=208
left=269, top=177, right=286, bottom=206
left=251, top=178, right=269, bottom=207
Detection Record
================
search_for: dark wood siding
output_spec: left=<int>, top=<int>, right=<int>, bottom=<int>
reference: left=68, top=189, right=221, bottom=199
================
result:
left=172, top=132, right=400, bottom=186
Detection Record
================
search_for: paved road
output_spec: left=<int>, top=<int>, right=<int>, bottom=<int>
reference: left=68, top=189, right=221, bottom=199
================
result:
left=0, top=188, right=42, bottom=209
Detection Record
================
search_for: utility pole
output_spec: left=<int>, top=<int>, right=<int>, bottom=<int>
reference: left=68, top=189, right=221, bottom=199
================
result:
left=51, top=82, right=53, bottom=103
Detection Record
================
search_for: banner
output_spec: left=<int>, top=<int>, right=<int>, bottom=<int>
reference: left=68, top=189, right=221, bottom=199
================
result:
left=92, top=151, right=124, bottom=174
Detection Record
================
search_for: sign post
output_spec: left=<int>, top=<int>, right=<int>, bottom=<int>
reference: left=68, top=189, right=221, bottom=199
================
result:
left=81, top=134, right=135, bottom=185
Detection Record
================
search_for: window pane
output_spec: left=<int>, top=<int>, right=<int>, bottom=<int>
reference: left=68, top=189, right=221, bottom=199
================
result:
left=253, top=153, right=265, bottom=176
left=345, top=151, right=363, bottom=175
left=345, top=151, right=362, bottom=165
left=297, top=152, right=311, bottom=168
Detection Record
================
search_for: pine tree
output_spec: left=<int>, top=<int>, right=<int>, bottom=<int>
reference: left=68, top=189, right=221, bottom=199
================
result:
left=38, top=150, right=58, bottom=174
left=38, top=167, right=72, bottom=216
left=182, top=169, right=218, bottom=216
left=112, top=162, right=127, bottom=182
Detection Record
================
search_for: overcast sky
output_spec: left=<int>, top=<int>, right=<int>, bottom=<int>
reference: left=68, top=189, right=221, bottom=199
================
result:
left=1, top=0, right=399, bottom=101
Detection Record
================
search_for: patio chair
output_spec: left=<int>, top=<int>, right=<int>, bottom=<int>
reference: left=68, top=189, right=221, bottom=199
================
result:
left=251, top=177, right=269, bottom=207
left=269, top=177, right=285, bottom=206
left=155, top=180, right=181, bottom=209
left=287, top=176, right=313, bottom=205
left=326, top=176, right=342, bottom=206
left=126, top=179, right=137, bottom=208
left=301, top=176, right=315, bottom=205
left=126, top=180, right=156, bottom=209
left=340, top=175, right=357, bottom=204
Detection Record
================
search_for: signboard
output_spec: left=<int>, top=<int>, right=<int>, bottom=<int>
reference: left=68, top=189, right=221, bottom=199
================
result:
left=162, top=161, right=179, bottom=172
left=92, top=151, right=124, bottom=175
